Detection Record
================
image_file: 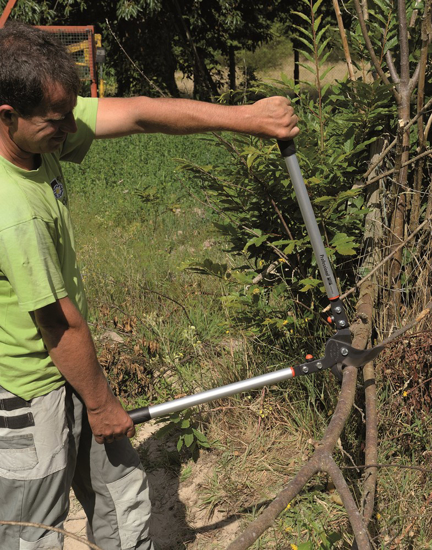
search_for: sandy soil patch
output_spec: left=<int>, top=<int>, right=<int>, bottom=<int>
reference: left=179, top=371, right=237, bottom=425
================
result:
left=64, top=421, right=242, bottom=549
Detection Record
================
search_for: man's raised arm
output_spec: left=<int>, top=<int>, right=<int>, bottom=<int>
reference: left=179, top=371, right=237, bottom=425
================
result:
left=95, top=96, right=299, bottom=141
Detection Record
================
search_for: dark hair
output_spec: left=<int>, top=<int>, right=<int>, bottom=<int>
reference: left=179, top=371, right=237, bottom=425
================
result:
left=0, top=21, right=81, bottom=116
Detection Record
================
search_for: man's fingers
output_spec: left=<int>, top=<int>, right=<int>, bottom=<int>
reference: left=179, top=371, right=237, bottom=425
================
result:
left=126, top=425, right=136, bottom=439
left=95, top=434, right=120, bottom=444
left=94, top=425, right=136, bottom=444
left=251, top=96, right=300, bottom=140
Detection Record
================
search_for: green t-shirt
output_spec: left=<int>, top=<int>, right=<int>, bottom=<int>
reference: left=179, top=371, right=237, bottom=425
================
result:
left=0, top=96, right=98, bottom=400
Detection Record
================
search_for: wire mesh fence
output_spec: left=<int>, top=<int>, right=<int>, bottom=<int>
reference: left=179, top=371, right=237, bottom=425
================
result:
left=37, top=26, right=99, bottom=97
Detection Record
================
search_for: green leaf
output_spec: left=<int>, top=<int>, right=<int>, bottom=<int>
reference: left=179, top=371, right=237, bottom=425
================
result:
left=184, top=432, right=194, bottom=447
left=299, top=277, right=322, bottom=292
left=192, top=429, right=210, bottom=447
left=384, top=35, right=399, bottom=54
left=155, top=423, right=174, bottom=439
left=279, top=73, right=294, bottom=87
left=319, top=531, right=343, bottom=549
left=300, top=50, right=316, bottom=64
left=317, top=36, right=331, bottom=56
left=247, top=153, right=258, bottom=169
left=314, top=14, right=323, bottom=32
left=320, top=64, right=334, bottom=80
left=331, top=233, right=358, bottom=255
left=244, top=233, right=269, bottom=252
left=295, top=35, right=315, bottom=51
left=292, top=10, right=311, bottom=23
left=313, top=0, right=325, bottom=13
left=299, top=63, right=316, bottom=76
left=230, top=271, right=255, bottom=284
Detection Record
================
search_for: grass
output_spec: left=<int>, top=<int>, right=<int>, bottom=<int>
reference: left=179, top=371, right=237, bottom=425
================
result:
left=65, top=130, right=432, bottom=549
left=65, top=133, right=235, bottom=406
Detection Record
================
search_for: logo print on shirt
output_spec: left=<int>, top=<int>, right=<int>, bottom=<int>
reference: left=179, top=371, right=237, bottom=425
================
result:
left=50, top=178, right=67, bottom=205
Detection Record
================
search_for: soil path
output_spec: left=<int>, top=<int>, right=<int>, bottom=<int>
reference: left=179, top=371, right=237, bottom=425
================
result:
left=64, top=421, right=241, bottom=549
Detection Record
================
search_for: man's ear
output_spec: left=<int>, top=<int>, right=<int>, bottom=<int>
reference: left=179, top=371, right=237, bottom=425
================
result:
left=0, top=105, right=18, bottom=128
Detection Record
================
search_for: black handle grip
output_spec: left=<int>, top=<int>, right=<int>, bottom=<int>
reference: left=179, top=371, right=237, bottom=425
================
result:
left=128, top=406, right=151, bottom=425
left=277, top=139, right=296, bottom=158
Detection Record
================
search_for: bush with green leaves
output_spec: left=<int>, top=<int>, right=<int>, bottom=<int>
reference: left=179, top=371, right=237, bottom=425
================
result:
left=178, top=78, right=396, bottom=361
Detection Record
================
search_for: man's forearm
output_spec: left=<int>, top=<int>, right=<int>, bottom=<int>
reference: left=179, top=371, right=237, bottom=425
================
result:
left=38, top=314, right=111, bottom=411
left=34, top=297, right=135, bottom=443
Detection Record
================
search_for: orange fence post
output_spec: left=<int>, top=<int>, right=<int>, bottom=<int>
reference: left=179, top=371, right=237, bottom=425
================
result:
left=0, top=0, right=19, bottom=28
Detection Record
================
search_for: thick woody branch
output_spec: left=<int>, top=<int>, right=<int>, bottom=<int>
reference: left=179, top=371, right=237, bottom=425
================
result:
left=363, top=96, right=432, bottom=179
left=332, top=0, right=356, bottom=80
left=324, top=457, right=372, bottom=549
left=226, top=288, right=432, bottom=549
left=356, top=285, right=378, bottom=526
left=385, top=51, right=400, bottom=84
left=360, top=361, right=378, bottom=523
left=398, top=0, right=410, bottom=87
left=227, top=317, right=371, bottom=550
left=352, top=0, right=400, bottom=100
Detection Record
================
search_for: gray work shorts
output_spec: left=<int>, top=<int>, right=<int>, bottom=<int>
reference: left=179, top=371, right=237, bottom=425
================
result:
left=0, top=384, right=157, bottom=550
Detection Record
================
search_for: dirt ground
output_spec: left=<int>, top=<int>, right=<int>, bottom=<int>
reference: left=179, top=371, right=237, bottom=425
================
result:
left=63, top=421, right=242, bottom=550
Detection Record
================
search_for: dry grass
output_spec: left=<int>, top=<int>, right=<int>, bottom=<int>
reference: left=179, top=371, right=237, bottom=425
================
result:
left=175, top=56, right=370, bottom=98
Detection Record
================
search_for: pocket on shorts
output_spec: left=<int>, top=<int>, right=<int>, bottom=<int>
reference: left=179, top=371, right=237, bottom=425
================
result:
left=106, top=467, right=151, bottom=549
left=0, top=434, right=38, bottom=471
left=19, top=529, right=63, bottom=550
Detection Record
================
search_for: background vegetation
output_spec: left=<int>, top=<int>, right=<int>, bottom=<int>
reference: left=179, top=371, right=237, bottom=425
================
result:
left=0, top=0, right=336, bottom=98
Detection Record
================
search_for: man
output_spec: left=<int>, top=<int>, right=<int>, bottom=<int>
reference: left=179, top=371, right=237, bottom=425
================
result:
left=0, top=21, right=299, bottom=550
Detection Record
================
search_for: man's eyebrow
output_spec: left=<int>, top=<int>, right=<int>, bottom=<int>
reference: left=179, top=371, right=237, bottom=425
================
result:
left=47, top=97, right=77, bottom=114
left=44, top=104, right=77, bottom=121
left=43, top=113, right=67, bottom=121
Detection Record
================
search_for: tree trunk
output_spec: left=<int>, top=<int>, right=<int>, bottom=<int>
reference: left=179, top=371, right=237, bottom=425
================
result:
left=172, top=0, right=217, bottom=102
left=228, top=45, right=236, bottom=92
left=293, top=41, right=300, bottom=86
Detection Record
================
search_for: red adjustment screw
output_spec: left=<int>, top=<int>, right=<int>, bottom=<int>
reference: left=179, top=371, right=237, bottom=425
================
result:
left=305, top=354, right=313, bottom=361
left=327, top=316, right=333, bottom=324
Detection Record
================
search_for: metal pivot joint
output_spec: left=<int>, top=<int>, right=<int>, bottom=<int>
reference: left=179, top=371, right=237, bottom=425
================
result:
left=291, top=329, right=384, bottom=381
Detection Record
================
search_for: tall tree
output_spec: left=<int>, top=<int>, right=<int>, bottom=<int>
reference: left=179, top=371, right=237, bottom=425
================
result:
left=0, top=0, right=296, bottom=98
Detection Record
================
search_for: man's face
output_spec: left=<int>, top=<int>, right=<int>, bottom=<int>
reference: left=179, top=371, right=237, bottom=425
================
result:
left=12, top=82, right=78, bottom=155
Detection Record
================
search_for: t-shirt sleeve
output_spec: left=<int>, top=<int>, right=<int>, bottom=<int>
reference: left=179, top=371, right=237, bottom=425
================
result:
left=0, top=219, right=68, bottom=311
left=59, top=96, right=99, bottom=164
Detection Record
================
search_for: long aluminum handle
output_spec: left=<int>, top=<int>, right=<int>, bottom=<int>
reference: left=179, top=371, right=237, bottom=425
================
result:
left=128, top=366, right=295, bottom=424
left=278, top=140, right=340, bottom=300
